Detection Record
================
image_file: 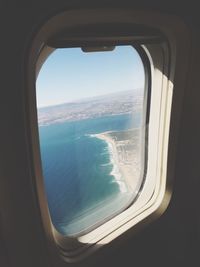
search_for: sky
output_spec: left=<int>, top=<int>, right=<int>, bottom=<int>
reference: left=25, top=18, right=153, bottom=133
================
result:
left=36, top=46, right=145, bottom=108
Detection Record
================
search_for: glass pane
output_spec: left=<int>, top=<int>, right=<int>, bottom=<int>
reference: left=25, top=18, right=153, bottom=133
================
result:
left=36, top=46, right=146, bottom=236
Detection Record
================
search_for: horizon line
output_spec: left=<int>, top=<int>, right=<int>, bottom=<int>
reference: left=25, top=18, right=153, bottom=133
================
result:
left=37, top=87, right=143, bottom=109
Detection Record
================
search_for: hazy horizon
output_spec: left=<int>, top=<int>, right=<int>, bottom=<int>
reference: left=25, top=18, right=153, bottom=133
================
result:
left=38, top=88, right=142, bottom=109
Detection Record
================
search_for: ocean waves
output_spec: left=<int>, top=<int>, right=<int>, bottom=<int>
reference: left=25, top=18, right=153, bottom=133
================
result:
left=91, top=134, right=128, bottom=194
left=39, top=114, right=137, bottom=235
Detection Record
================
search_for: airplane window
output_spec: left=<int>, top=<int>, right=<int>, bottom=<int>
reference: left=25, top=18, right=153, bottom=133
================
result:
left=36, top=46, right=146, bottom=236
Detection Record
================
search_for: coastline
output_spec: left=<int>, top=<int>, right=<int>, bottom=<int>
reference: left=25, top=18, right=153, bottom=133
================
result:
left=93, top=132, right=139, bottom=192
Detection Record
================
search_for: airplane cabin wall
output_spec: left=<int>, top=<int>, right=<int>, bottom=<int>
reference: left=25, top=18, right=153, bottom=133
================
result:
left=0, top=2, right=200, bottom=267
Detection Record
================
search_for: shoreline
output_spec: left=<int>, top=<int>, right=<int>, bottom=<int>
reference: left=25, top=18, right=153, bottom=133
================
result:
left=93, top=132, right=138, bottom=192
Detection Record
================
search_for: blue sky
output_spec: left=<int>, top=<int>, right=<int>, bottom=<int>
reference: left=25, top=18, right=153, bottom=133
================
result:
left=36, top=46, right=144, bottom=108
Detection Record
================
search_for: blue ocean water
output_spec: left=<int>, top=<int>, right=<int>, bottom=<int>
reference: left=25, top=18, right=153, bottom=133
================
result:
left=39, top=113, right=141, bottom=236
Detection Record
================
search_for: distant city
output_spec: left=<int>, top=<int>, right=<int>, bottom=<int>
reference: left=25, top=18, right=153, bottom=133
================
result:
left=38, top=89, right=143, bottom=126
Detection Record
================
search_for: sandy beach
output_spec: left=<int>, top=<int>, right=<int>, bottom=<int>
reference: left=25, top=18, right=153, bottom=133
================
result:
left=94, top=132, right=140, bottom=192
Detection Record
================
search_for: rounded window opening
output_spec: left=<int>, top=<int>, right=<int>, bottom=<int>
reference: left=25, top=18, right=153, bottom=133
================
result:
left=36, top=45, right=147, bottom=237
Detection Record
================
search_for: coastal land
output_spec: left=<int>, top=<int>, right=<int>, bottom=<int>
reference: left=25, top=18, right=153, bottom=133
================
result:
left=94, top=129, right=141, bottom=192
left=38, top=89, right=143, bottom=194
left=38, top=89, right=143, bottom=126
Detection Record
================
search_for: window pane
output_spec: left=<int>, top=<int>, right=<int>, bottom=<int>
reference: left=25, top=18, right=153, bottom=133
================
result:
left=36, top=46, right=146, bottom=236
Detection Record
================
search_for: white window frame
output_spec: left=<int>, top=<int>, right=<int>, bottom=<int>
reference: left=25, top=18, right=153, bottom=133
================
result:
left=26, top=9, right=190, bottom=263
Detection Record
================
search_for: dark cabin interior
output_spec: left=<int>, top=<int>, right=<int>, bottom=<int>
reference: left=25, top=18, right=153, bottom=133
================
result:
left=0, top=1, right=200, bottom=267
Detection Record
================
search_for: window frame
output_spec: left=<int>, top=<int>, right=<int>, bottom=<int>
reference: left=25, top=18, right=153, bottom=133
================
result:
left=36, top=43, right=150, bottom=239
left=26, top=8, right=190, bottom=263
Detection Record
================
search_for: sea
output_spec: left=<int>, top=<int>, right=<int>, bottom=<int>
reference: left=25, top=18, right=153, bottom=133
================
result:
left=38, top=113, right=141, bottom=236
